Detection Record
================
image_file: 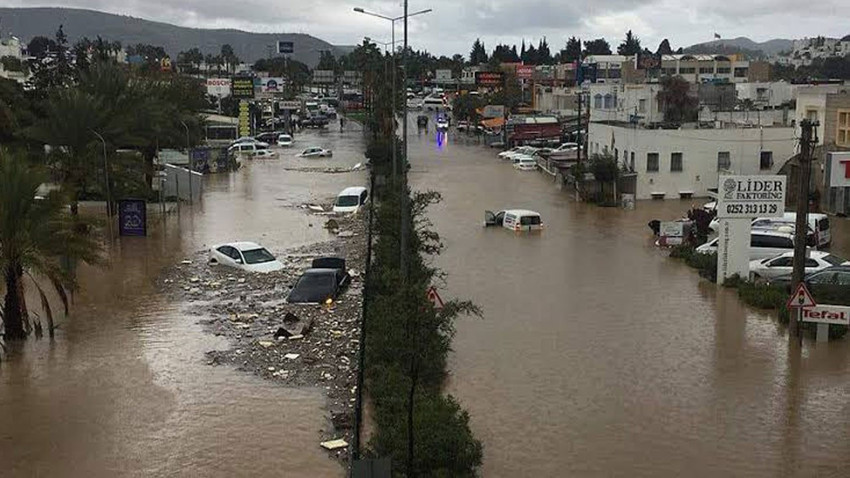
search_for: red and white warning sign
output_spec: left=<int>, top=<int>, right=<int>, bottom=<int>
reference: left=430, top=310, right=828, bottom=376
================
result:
left=786, top=282, right=816, bottom=309
left=426, top=286, right=444, bottom=309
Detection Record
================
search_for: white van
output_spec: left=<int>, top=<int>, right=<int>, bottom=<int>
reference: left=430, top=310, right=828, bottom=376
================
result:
left=484, top=209, right=543, bottom=232
left=333, top=187, right=369, bottom=213
left=422, top=97, right=447, bottom=111
left=696, top=230, right=802, bottom=260
left=228, top=142, right=270, bottom=157
left=709, top=212, right=832, bottom=248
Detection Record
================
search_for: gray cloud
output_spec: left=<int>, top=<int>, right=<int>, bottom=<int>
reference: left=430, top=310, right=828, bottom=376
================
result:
left=9, top=0, right=850, bottom=57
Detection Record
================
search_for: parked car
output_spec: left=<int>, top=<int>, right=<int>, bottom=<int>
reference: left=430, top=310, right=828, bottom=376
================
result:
left=709, top=213, right=831, bottom=248
left=696, top=230, right=801, bottom=261
left=301, top=115, right=329, bottom=128
left=484, top=209, right=543, bottom=232
left=209, top=242, right=284, bottom=273
left=298, top=147, right=333, bottom=158
left=287, top=257, right=351, bottom=304
left=255, top=132, right=282, bottom=144
left=277, top=134, right=293, bottom=147
left=228, top=136, right=256, bottom=148
left=514, top=156, right=537, bottom=171
left=333, top=186, right=369, bottom=213
left=456, top=120, right=469, bottom=132
left=501, top=147, right=538, bottom=161
left=228, top=142, right=270, bottom=157
left=253, top=149, right=278, bottom=159
left=749, top=251, right=849, bottom=281
left=768, top=266, right=850, bottom=299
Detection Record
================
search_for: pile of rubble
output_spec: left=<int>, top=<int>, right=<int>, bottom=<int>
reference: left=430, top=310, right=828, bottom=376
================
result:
left=160, top=208, right=367, bottom=463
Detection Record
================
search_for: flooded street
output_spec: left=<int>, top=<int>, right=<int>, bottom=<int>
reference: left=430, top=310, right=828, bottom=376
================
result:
left=1, top=126, right=365, bottom=477
left=408, top=126, right=850, bottom=477
left=5, top=117, right=850, bottom=477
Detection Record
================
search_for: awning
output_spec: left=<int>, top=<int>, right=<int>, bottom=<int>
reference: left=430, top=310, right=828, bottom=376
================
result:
left=481, top=117, right=505, bottom=129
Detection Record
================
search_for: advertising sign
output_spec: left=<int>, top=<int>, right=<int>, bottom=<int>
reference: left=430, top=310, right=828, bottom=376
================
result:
left=118, top=199, right=147, bottom=237
left=475, top=71, right=503, bottom=87
left=313, top=69, right=335, bottom=84
left=206, top=78, right=231, bottom=97
left=716, top=175, right=786, bottom=218
left=516, top=65, right=534, bottom=80
left=828, top=152, right=850, bottom=188
left=343, top=70, right=361, bottom=84
left=802, top=305, right=850, bottom=325
left=481, top=105, right=505, bottom=118
left=238, top=100, right=251, bottom=137
left=231, top=76, right=255, bottom=99
left=277, top=100, right=300, bottom=110
left=256, top=77, right=285, bottom=93
left=278, top=41, right=294, bottom=54
left=435, top=69, right=453, bottom=83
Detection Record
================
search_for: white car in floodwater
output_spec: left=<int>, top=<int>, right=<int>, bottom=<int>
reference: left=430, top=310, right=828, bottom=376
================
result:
left=209, top=242, right=284, bottom=273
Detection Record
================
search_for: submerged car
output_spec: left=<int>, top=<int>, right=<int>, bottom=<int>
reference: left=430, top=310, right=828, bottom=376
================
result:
left=298, top=147, right=333, bottom=158
left=287, top=257, right=351, bottom=304
left=484, top=209, right=543, bottom=232
left=333, top=186, right=369, bottom=214
left=209, top=242, right=284, bottom=273
left=277, top=134, right=293, bottom=147
left=253, top=149, right=278, bottom=159
left=749, top=251, right=849, bottom=281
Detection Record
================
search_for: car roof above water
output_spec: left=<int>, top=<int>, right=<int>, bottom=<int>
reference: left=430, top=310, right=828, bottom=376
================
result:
left=338, top=186, right=366, bottom=196
left=503, top=209, right=540, bottom=216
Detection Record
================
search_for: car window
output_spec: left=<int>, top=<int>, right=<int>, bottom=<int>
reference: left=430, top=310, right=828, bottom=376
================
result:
left=360, top=191, right=368, bottom=203
left=520, top=215, right=541, bottom=226
left=836, top=272, right=850, bottom=285
left=804, top=258, right=819, bottom=268
left=336, top=195, right=360, bottom=207
left=504, top=214, right=516, bottom=224
left=809, top=272, right=837, bottom=284
left=818, top=218, right=830, bottom=231
left=769, top=257, right=792, bottom=267
left=823, top=255, right=846, bottom=266
left=217, top=246, right=233, bottom=258
left=242, top=248, right=276, bottom=264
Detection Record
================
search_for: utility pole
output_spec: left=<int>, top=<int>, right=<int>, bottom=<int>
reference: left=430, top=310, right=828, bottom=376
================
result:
left=576, top=92, right=582, bottom=163
left=790, top=119, right=818, bottom=344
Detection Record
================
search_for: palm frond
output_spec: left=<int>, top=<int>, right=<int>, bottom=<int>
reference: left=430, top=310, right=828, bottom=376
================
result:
left=27, top=273, right=55, bottom=339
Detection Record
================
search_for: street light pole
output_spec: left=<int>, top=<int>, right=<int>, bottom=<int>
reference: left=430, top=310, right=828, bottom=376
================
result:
left=180, top=120, right=193, bottom=205
left=90, top=129, right=113, bottom=241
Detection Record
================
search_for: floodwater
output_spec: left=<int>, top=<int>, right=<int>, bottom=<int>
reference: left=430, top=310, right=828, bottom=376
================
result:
left=0, top=125, right=365, bottom=477
left=408, top=124, right=850, bottom=477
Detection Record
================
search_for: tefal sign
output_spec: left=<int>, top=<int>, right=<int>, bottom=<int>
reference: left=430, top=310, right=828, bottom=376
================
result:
left=828, top=152, right=850, bottom=188
left=802, top=305, right=850, bottom=325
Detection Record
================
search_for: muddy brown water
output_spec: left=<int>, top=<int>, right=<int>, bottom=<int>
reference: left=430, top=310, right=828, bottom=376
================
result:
left=0, top=126, right=365, bottom=477
left=408, top=124, right=850, bottom=477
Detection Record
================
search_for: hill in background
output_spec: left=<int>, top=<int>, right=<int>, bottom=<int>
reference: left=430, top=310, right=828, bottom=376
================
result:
left=0, top=7, right=349, bottom=67
left=684, top=37, right=793, bottom=59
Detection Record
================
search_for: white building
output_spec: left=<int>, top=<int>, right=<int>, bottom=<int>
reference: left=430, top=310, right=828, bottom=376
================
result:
left=735, top=81, right=795, bottom=108
left=461, top=66, right=480, bottom=85
left=582, top=55, right=629, bottom=84
left=660, top=54, right=751, bottom=84
left=588, top=123, right=797, bottom=199
left=0, top=35, right=29, bottom=83
left=794, top=84, right=850, bottom=147
left=588, top=83, right=663, bottom=125
left=778, top=37, right=850, bottom=66
left=534, top=85, right=580, bottom=115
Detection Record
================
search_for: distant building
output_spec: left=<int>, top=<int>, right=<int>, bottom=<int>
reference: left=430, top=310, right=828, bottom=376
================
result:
left=587, top=122, right=797, bottom=200
left=0, top=35, right=29, bottom=83
left=587, top=83, right=664, bottom=125
left=776, top=37, right=850, bottom=67
left=735, top=81, right=795, bottom=108
left=461, top=66, right=480, bottom=85
left=581, top=55, right=629, bottom=84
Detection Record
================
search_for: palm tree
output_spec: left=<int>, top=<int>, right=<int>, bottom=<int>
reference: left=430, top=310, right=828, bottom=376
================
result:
left=0, top=151, right=102, bottom=340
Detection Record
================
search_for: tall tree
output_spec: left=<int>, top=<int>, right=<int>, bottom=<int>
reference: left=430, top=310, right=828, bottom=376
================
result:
left=538, top=38, right=553, bottom=65
left=617, top=30, right=642, bottom=56
left=469, top=39, right=488, bottom=66
left=657, top=75, right=698, bottom=123
left=220, top=44, right=239, bottom=74
left=0, top=151, right=102, bottom=340
left=316, top=50, right=339, bottom=73
left=27, top=36, right=57, bottom=59
left=583, top=38, right=612, bottom=56
left=656, top=39, right=674, bottom=55
left=522, top=43, right=538, bottom=64
left=560, top=37, right=582, bottom=63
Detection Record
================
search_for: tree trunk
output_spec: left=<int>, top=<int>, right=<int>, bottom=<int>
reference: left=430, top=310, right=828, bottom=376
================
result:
left=3, top=264, right=26, bottom=340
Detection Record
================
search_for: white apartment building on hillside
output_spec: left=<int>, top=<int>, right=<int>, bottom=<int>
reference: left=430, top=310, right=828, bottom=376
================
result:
left=588, top=122, right=797, bottom=200
left=588, top=83, right=664, bottom=125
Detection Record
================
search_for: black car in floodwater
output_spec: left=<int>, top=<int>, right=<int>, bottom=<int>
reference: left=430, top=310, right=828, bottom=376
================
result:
left=286, top=257, right=350, bottom=304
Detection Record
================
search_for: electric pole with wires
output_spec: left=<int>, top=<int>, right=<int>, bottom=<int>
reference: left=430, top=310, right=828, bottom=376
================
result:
left=789, top=118, right=818, bottom=344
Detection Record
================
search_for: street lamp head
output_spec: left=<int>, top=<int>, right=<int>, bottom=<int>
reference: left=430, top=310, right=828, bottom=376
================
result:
left=353, top=7, right=364, bottom=12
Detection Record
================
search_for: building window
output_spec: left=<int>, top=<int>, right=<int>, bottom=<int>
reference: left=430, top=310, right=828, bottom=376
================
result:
left=647, top=152, right=659, bottom=172
left=717, top=151, right=731, bottom=171
left=630, top=152, right=635, bottom=172
left=608, top=69, right=621, bottom=79
left=603, top=94, right=615, bottom=109
left=679, top=67, right=696, bottom=74
left=638, top=99, right=646, bottom=113
left=699, top=67, right=714, bottom=74
left=594, top=94, right=602, bottom=109
left=806, top=109, right=818, bottom=122
left=760, top=151, right=773, bottom=170
left=838, top=110, right=850, bottom=146
left=717, top=67, right=731, bottom=74
left=734, top=67, right=748, bottom=77
left=670, top=152, right=683, bottom=172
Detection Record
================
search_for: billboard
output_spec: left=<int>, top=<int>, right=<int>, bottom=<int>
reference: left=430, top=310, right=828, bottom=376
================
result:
left=828, top=152, right=850, bottom=188
left=231, top=76, right=255, bottom=99
left=717, top=175, right=786, bottom=218
left=435, top=69, right=453, bottom=83
left=475, top=71, right=503, bottom=87
left=482, top=105, right=505, bottom=118
left=256, top=77, right=286, bottom=93
left=516, top=65, right=534, bottom=80
left=238, top=100, right=251, bottom=137
left=278, top=41, right=294, bottom=54
left=118, top=199, right=147, bottom=237
left=343, top=70, right=361, bottom=84
left=313, top=69, right=335, bottom=84
left=206, top=78, right=231, bottom=97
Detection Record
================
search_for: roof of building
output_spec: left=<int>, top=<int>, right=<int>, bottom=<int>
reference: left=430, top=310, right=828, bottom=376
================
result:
left=661, top=54, right=735, bottom=62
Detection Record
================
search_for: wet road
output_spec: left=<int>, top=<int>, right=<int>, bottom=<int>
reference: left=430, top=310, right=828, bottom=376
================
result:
left=408, top=125, right=850, bottom=477
left=0, top=125, right=365, bottom=477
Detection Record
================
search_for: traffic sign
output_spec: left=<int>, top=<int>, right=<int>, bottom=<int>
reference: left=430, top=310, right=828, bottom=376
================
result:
left=786, top=282, right=816, bottom=309
left=426, top=287, right=444, bottom=309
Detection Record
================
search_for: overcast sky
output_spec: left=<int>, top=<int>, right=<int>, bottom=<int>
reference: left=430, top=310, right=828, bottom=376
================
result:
left=11, top=1, right=850, bottom=56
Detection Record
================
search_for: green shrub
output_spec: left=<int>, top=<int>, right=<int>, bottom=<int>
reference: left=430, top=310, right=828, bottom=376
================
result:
left=736, top=282, right=787, bottom=309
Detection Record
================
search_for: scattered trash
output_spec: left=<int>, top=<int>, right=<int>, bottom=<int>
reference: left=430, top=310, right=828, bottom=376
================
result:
left=258, top=340, right=274, bottom=348
left=181, top=260, right=193, bottom=265
left=351, top=162, right=362, bottom=171
left=284, top=353, right=301, bottom=360
left=338, top=231, right=355, bottom=238
left=308, top=204, right=325, bottom=212
left=320, top=438, right=349, bottom=451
